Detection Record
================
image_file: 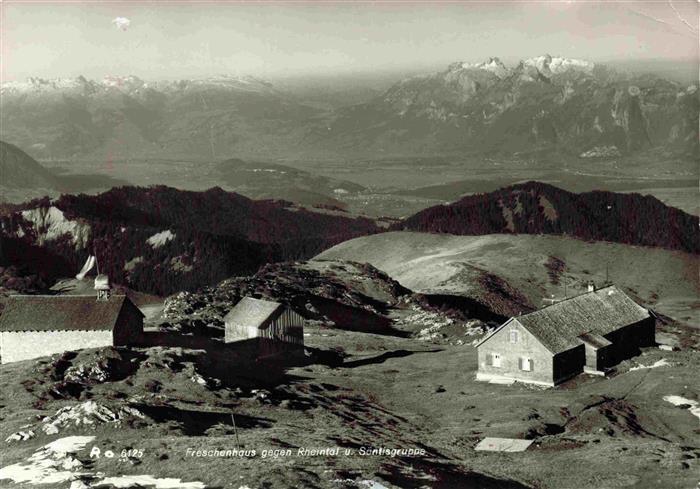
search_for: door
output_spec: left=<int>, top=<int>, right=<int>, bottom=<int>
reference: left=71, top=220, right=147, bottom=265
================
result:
left=492, top=353, right=502, bottom=368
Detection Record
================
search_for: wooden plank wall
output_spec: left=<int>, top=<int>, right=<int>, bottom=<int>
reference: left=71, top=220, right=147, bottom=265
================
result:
left=259, top=308, right=304, bottom=345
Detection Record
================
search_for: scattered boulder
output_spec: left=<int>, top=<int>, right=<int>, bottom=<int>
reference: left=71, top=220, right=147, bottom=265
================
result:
left=5, top=430, right=35, bottom=443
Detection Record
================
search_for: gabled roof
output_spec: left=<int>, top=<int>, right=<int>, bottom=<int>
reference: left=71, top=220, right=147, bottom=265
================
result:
left=474, top=317, right=515, bottom=349
left=476, top=286, right=650, bottom=354
left=0, top=295, right=139, bottom=332
left=224, top=297, right=284, bottom=329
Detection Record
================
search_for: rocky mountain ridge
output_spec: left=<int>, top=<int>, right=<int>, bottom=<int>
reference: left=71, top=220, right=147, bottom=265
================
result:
left=322, top=55, right=698, bottom=156
left=1, top=74, right=276, bottom=96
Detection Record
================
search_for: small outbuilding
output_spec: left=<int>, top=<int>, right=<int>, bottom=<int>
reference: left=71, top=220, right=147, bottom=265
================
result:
left=224, top=297, right=304, bottom=357
left=476, top=285, right=654, bottom=386
left=0, top=295, right=144, bottom=364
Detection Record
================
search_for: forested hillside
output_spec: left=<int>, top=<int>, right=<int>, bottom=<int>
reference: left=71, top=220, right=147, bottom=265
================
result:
left=395, top=181, right=699, bottom=253
left=0, top=186, right=379, bottom=295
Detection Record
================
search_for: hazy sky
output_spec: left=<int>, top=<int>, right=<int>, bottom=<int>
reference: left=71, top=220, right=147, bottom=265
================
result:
left=1, top=1, right=698, bottom=81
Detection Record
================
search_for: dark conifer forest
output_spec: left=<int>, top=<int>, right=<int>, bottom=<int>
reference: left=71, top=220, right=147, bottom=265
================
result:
left=395, top=182, right=699, bottom=253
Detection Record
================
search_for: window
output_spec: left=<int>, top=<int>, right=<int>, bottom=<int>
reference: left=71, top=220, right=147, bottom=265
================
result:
left=509, top=330, right=519, bottom=344
left=519, top=357, right=533, bottom=371
left=491, top=353, right=502, bottom=368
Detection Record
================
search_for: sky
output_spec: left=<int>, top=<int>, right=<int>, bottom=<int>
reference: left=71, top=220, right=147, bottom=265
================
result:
left=1, top=1, right=698, bottom=81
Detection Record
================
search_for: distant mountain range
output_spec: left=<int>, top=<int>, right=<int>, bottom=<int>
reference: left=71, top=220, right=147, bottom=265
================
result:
left=2, top=56, right=698, bottom=159
left=0, top=74, right=319, bottom=159
left=322, top=55, right=698, bottom=156
left=395, top=181, right=699, bottom=253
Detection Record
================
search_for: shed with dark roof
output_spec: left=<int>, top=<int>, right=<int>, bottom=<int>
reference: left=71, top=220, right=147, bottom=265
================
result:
left=224, top=297, right=304, bottom=357
left=475, top=286, right=654, bottom=386
left=0, top=295, right=144, bottom=364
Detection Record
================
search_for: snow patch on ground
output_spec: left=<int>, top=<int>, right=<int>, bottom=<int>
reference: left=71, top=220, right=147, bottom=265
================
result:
left=20, top=206, right=91, bottom=249
left=0, top=436, right=207, bottom=488
left=0, top=435, right=94, bottom=485
left=629, top=359, right=670, bottom=371
left=663, top=395, right=700, bottom=420
left=93, top=475, right=206, bottom=488
left=147, top=230, right=176, bottom=248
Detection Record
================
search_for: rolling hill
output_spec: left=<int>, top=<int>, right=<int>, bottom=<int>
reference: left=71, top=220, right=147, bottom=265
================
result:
left=0, top=140, right=130, bottom=203
left=316, top=231, right=699, bottom=325
left=0, top=140, right=58, bottom=190
left=394, top=181, right=699, bottom=253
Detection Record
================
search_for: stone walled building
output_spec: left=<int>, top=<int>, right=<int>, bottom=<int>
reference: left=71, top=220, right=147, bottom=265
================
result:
left=0, top=295, right=143, bottom=364
left=476, top=285, right=654, bottom=386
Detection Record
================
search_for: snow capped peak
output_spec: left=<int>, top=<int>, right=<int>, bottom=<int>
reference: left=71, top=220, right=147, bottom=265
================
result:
left=0, top=76, right=94, bottom=94
left=453, top=57, right=511, bottom=79
left=446, top=55, right=594, bottom=80
left=523, top=55, right=594, bottom=76
left=0, top=75, right=147, bottom=94
left=1, top=74, right=276, bottom=96
left=101, top=74, right=146, bottom=90
left=150, top=75, right=275, bottom=94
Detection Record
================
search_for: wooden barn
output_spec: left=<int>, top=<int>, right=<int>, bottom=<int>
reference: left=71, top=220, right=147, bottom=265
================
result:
left=0, top=295, right=144, bottom=364
left=224, top=297, right=304, bottom=357
left=475, top=285, right=654, bottom=386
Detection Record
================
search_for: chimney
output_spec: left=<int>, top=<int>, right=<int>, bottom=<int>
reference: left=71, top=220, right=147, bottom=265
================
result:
left=587, top=281, right=595, bottom=293
left=94, top=274, right=111, bottom=301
